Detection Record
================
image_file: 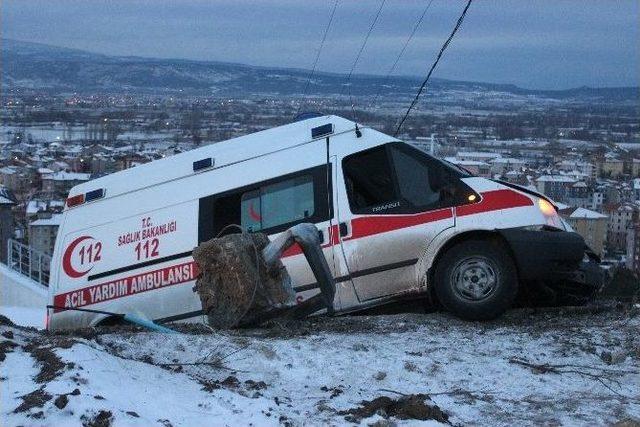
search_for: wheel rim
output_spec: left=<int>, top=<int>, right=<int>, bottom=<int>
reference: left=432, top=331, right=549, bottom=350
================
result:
left=451, top=256, right=498, bottom=302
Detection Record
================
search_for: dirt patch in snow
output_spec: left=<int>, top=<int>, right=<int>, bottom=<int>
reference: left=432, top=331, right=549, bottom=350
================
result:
left=198, top=375, right=268, bottom=397
left=229, top=301, right=629, bottom=339
left=199, top=375, right=240, bottom=392
left=24, top=338, right=74, bottom=383
left=50, top=326, right=102, bottom=340
left=81, top=409, right=113, bottom=427
left=54, top=393, right=69, bottom=409
left=0, top=338, right=18, bottom=361
left=0, top=314, right=15, bottom=326
left=613, top=418, right=640, bottom=427
left=37, top=300, right=633, bottom=341
left=13, top=387, right=52, bottom=413
left=338, top=393, right=450, bottom=424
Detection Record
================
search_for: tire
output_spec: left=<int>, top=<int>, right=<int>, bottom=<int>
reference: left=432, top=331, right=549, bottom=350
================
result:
left=434, top=239, right=518, bottom=321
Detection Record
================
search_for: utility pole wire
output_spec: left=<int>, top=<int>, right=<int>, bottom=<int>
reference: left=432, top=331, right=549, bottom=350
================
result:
left=296, top=0, right=340, bottom=117
left=369, top=0, right=436, bottom=110
left=394, top=0, right=473, bottom=137
left=344, top=0, right=387, bottom=122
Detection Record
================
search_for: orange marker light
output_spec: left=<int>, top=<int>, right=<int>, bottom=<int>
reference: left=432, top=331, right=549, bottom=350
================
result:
left=538, top=198, right=556, bottom=216
left=66, top=194, right=85, bottom=208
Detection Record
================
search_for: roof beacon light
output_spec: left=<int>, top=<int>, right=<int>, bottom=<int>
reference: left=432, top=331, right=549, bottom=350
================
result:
left=311, top=123, right=333, bottom=139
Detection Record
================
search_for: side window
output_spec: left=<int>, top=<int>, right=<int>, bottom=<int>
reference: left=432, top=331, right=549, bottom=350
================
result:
left=198, top=164, right=331, bottom=242
left=343, top=143, right=453, bottom=214
left=343, top=146, right=398, bottom=212
left=240, top=175, right=314, bottom=231
left=390, top=145, right=441, bottom=208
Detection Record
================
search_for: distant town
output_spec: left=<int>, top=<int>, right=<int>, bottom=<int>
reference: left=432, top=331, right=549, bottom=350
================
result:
left=1, top=78, right=639, bottom=283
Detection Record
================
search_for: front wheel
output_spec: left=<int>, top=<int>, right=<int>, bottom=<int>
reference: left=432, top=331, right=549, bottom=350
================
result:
left=434, top=239, right=518, bottom=321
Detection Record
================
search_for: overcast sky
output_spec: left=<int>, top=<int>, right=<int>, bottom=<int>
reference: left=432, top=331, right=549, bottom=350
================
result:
left=2, top=0, right=638, bottom=89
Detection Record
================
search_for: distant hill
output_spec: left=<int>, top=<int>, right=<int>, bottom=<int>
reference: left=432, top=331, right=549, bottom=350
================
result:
left=2, top=38, right=638, bottom=102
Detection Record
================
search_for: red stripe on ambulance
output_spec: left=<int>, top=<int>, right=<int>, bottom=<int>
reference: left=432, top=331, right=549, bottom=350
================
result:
left=456, top=188, right=533, bottom=217
left=53, top=261, right=199, bottom=313
left=280, top=189, right=532, bottom=258
left=345, top=207, right=452, bottom=241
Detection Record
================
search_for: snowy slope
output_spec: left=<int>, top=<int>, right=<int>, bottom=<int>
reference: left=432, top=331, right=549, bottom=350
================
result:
left=1, top=307, right=639, bottom=426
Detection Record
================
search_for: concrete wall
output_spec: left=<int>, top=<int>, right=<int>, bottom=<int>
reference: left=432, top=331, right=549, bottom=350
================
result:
left=0, top=262, right=47, bottom=308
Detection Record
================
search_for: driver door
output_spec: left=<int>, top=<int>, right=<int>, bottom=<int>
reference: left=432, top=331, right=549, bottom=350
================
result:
left=335, top=143, right=456, bottom=302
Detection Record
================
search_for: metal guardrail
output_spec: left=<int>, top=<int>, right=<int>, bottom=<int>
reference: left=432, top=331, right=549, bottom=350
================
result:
left=6, top=238, right=51, bottom=287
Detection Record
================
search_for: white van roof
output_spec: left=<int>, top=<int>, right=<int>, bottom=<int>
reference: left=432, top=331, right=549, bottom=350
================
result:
left=68, top=115, right=357, bottom=202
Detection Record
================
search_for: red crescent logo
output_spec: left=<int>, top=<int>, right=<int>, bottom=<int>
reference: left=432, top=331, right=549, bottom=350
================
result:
left=62, top=235, right=94, bottom=278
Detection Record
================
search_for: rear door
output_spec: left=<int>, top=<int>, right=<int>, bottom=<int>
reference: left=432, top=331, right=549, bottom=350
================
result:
left=335, top=142, right=456, bottom=302
left=198, top=161, right=337, bottom=302
left=243, top=164, right=337, bottom=299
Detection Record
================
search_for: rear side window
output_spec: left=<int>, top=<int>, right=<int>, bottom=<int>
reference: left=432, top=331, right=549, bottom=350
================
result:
left=198, top=164, right=332, bottom=241
left=240, top=175, right=314, bottom=232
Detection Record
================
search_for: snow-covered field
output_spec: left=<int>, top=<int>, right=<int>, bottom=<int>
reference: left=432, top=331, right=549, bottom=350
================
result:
left=1, top=306, right=639, bottom=426
left=0, top=125, right=173, bottom=144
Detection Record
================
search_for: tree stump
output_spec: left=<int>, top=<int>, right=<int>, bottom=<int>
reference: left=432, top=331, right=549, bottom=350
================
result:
left=192, top=232, right=295, bottom=328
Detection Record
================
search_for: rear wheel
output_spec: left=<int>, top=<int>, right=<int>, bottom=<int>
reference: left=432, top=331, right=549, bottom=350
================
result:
left=434, top=239, right=518, bottom=320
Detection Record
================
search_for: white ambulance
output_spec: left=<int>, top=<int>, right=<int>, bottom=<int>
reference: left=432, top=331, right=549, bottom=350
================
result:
left=47, top=115, right=599, bottom=330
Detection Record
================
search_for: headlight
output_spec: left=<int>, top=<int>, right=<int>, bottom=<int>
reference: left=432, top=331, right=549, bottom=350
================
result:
left=537, top=198, right=564, bottom=229
left=538, top=198, right=556, bottom=216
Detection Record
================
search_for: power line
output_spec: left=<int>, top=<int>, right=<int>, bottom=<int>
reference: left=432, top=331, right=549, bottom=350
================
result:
left=394, top=0, right=473, bottom=137
left=344, top=0, right=386, bottom=122
left=295, top=0, right=340, bottom=117
left=369, top=0, right=436, bottom=110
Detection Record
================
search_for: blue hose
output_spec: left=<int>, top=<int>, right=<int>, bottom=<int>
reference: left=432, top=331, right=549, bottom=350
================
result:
left=123, top=314, right=179, bottom=334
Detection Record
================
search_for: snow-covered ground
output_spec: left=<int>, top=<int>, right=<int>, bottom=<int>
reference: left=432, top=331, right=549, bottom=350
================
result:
left=1, top=306, right=639, bottom=426
left=0, top=306, right=45, bottom=329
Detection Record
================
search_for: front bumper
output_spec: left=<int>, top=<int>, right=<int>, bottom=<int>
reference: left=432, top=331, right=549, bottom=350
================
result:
left=498, top=228, right=603, bottom=292
left=571, top=250, right=606, bottom=290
